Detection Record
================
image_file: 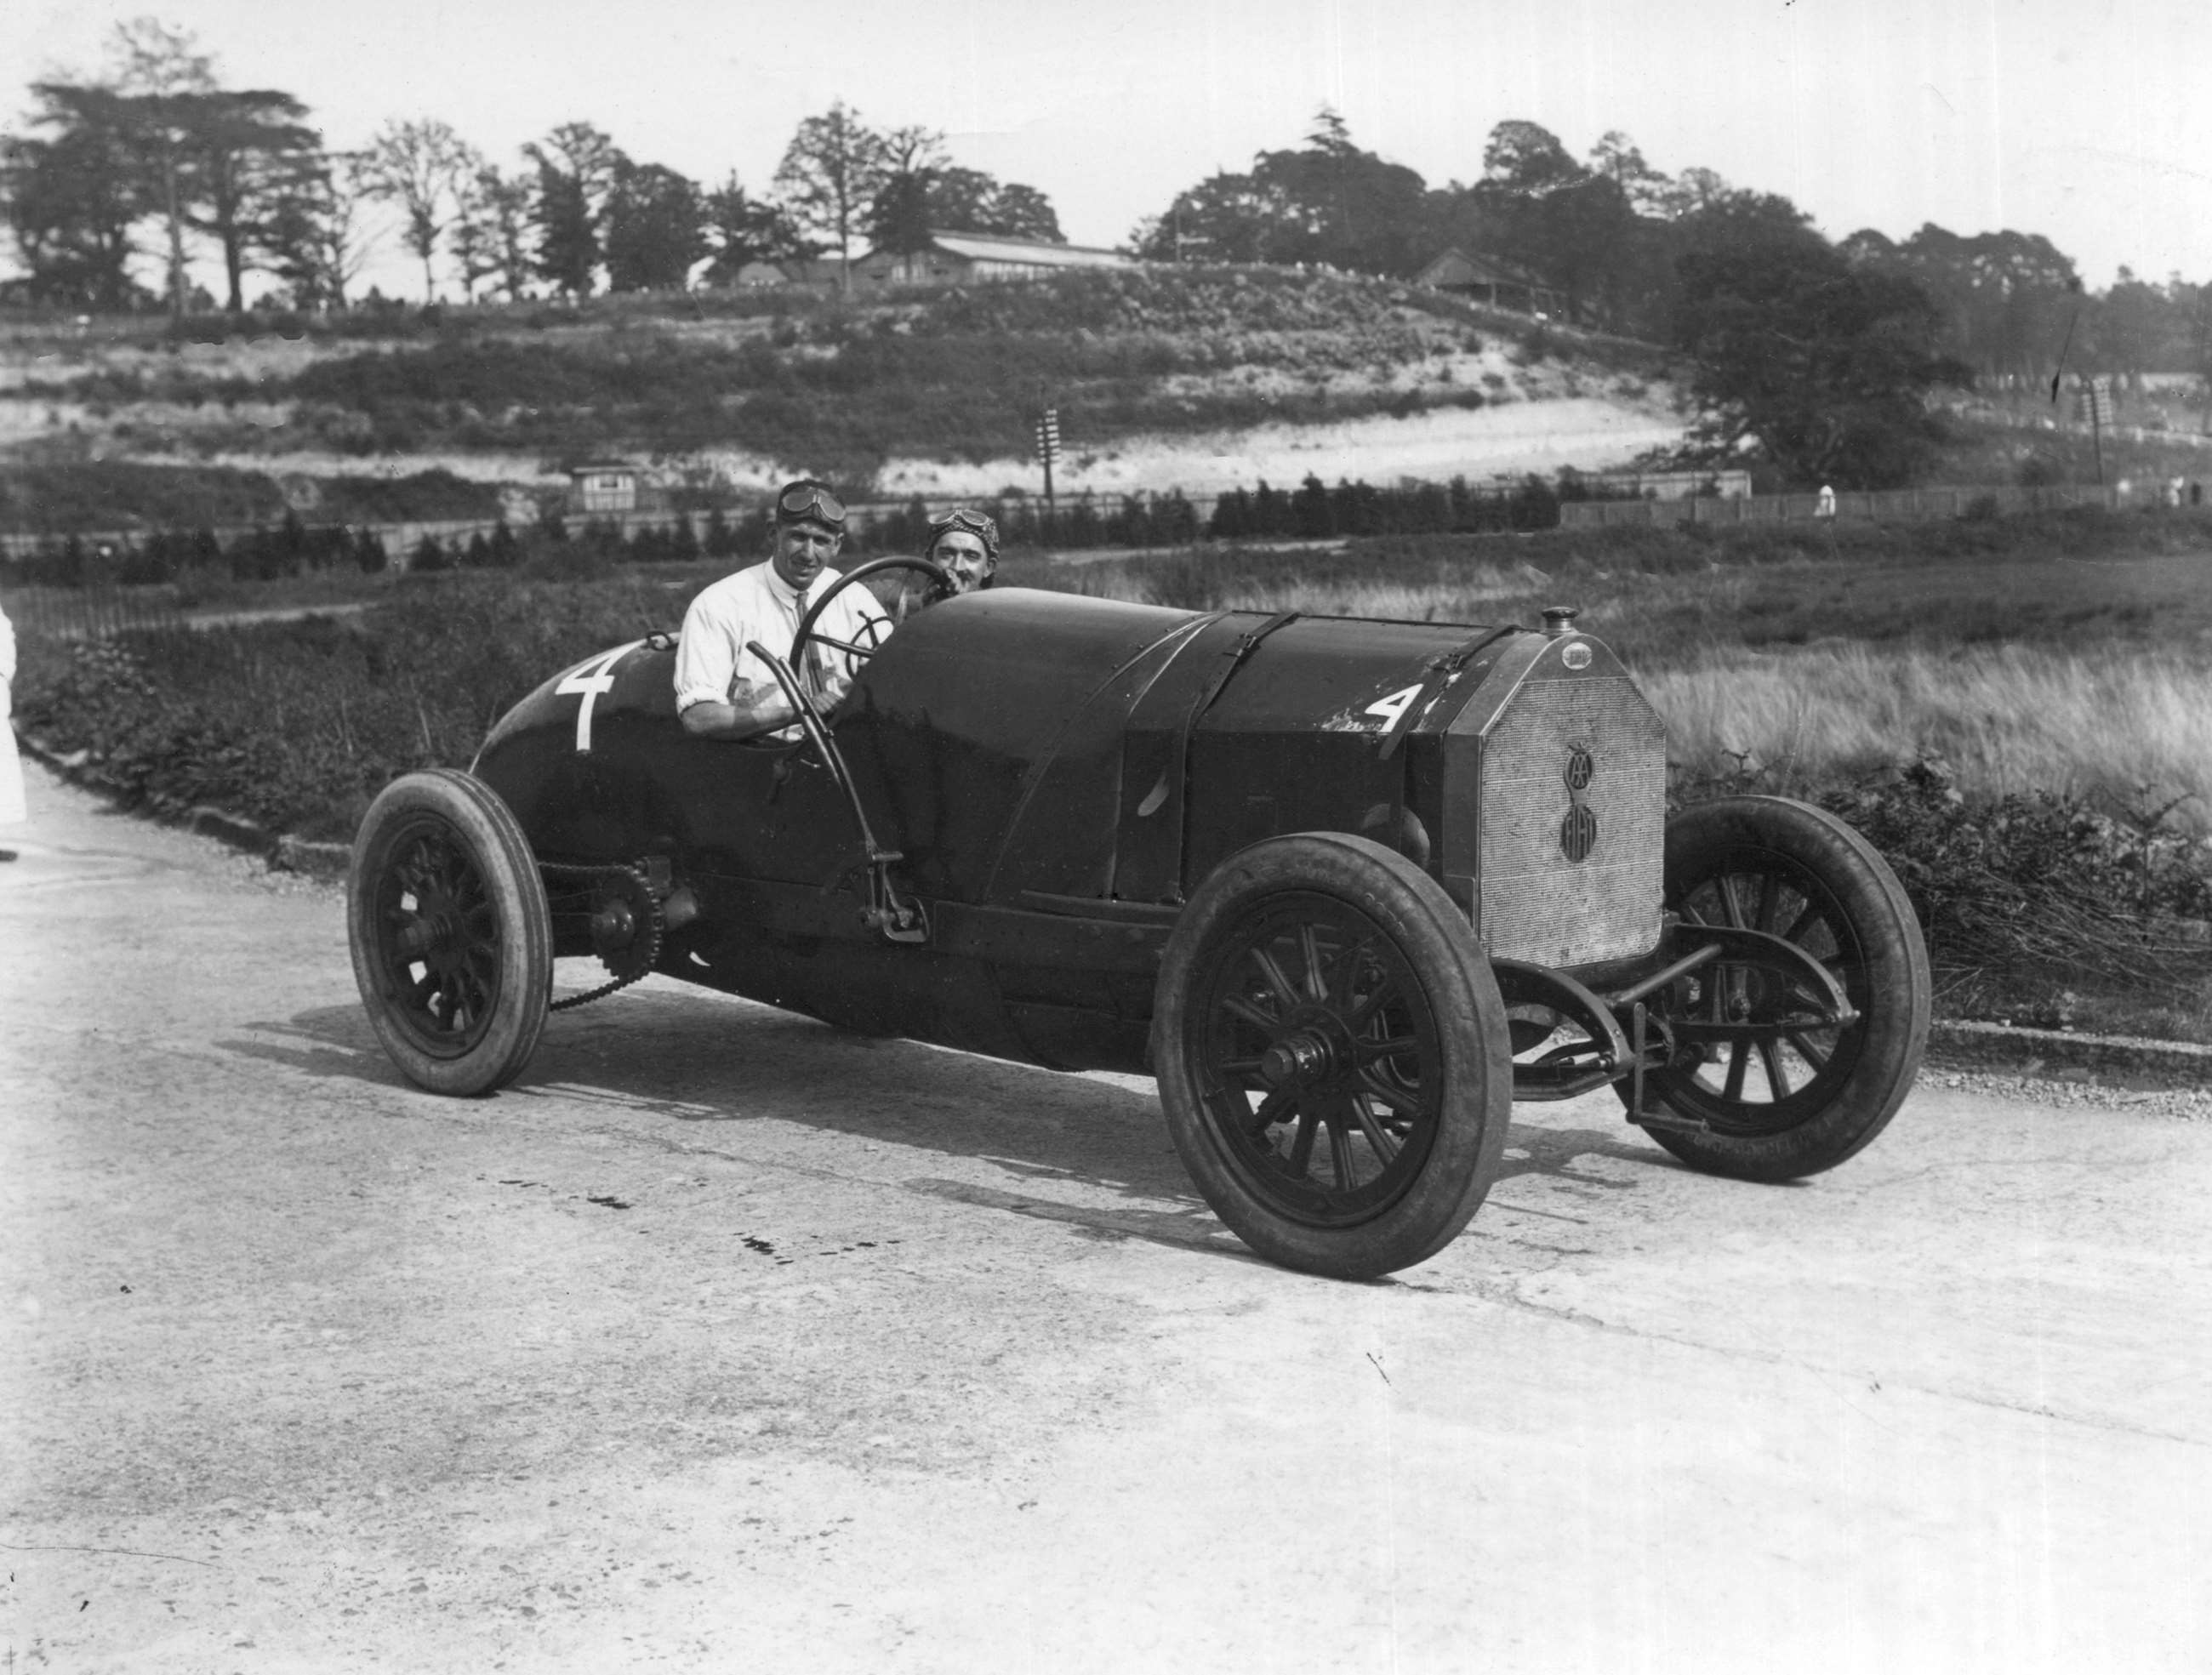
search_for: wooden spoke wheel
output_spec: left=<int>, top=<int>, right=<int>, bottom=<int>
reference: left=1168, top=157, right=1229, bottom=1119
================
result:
left=1154, top=834, right=1511, bottom=1279
left=1624, top=796, right=1930, bottom=1181
left=348, top=769, right=552, bottom=1097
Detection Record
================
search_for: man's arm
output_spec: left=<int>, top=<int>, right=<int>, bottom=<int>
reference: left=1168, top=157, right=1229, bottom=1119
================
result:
left=679, top=680, right=801, bottom=739
left=672, top=583, right=800, bottom=739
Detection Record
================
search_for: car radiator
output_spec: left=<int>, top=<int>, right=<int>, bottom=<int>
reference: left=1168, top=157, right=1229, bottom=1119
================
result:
left=1477, top=673, right=1667, bottom=968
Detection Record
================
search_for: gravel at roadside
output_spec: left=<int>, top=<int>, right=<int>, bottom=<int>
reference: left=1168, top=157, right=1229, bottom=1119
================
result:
left=1923, top=1065, right=2212, bottom=1121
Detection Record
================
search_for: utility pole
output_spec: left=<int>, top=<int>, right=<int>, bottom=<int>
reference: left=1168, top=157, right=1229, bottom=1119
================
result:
left=1035, top=407, right=1061, bottom=540
left=2084, top=373, right=2111, bottom=487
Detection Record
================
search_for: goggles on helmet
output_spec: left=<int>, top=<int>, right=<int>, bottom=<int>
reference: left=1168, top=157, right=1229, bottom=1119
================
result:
left=926, top=507, right=1000, bottom=556
left=776, top=481, right=847, bottom=530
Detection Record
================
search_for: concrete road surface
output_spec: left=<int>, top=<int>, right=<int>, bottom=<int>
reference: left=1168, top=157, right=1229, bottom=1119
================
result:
left=3, top=761, right=2208, bottom=1674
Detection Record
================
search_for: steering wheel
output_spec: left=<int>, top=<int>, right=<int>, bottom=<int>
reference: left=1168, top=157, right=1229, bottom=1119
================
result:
left=791, top=555, right=955, bottom=686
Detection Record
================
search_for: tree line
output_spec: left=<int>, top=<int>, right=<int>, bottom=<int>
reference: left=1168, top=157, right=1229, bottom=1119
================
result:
left=1131, top=109, right=2212, bottom=483
left=0, top=17, right=1067, bottom=315
left=1133, top=108, right=2211, bottom=387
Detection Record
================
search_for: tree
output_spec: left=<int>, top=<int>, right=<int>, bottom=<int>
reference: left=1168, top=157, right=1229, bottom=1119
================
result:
left=883, top=163, right=1066, bottom=245
left=363, top=118, right=471, bottom=300
left=698, top=174, right=811, bottom=283
left=185, top=89, right=321, bottom=311
left=105, top=16, right=217, bottom=319
left=864, top=124, right=947, bottom=254
left=1, top=84, right=146, bottom=309
left=1245, top=109, right=1429, bottom=273
left=1132, top=112, right=1425, bottom=272
left=1586, top=130, right=1673, bottom=217
left=983, top=181, right=1062, bottom=242
left=527, top=122, right=621, bottom=297
left=1131, top=168, right=1280, bottom=264
left=1655, top=166, right=1734, bottom=221
left=604, top=157, right=704, bottom=291
left=261, top=148, right=376, bottom=308
left=3, top=22, right=327, bottom=316
left=459, top=163, right=538, bottom=301
left=1479, top=120, right=1585, bottom=200
left=448, top=162, right=506, bottom=302
left=1849, top=223, right=2082, bottom=385
left=1674, top=198, right=1967, bottom=487
left=772, top=101, right=888, bottom=288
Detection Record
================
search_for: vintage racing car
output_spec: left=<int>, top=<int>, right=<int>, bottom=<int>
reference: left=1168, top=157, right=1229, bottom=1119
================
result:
left=347, top=560, right=1931, bottom=1279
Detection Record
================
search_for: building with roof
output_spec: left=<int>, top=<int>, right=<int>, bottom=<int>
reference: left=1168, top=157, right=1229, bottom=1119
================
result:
left=1415, top=248, right=1567, bottom=317
left=566, top=460, right=643, bottom=515
left=852, top=231, right=1138, bottom=287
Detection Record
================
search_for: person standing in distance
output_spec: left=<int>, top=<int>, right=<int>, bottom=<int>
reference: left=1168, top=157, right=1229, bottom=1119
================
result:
left=0, top=599, right=25, bottom=857
left=673, top=480, right=891, bottom=740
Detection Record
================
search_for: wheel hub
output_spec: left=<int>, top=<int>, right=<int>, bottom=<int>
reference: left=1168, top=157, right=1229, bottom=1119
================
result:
left=1259, top=1029, right=1335, bottom=1088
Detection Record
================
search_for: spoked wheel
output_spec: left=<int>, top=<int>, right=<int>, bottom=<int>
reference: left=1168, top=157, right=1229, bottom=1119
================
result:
left=1154, top=833, right=1511, bottom=1279
left=1623, top=796, right=1930, bottom=1181
left=348, top=768, right=552, bottom=1096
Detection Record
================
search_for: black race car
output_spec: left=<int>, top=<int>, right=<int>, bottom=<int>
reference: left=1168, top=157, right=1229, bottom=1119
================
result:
left=347, top=559, right=1930, bottom=1279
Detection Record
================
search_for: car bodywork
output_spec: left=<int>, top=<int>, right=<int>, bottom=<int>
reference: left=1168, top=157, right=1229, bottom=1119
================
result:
left=475, top=587, right=1665, bottom=1075
left=351, top=567, right=1927, bottom=1278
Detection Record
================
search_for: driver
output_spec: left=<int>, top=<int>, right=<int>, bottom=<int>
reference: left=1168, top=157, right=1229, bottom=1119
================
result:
left=674, top=479, right=892, bottom=740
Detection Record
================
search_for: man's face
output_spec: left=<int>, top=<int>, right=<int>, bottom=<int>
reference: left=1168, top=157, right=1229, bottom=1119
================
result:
left=931, top=530, right=994, bottom=594
left=771, top=518, right=841, bottom=592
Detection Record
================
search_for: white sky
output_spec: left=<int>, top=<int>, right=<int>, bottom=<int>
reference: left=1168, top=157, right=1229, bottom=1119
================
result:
left=8, top=0, right=2212, bottom=298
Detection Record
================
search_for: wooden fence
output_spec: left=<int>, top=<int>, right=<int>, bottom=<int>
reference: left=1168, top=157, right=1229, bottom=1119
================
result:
left=1, top=584, right=186, bottom=641
left=1557, top=481, right=2139, bottom=531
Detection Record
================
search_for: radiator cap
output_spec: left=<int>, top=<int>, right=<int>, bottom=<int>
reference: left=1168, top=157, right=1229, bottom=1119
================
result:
left=1541, top=605, right=1581, bottom=639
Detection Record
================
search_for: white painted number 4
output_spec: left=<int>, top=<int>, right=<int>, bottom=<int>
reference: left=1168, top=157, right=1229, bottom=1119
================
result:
left=1365, top=683, right=1423, bottom=730
left=556, top=643, right=640, bottom=752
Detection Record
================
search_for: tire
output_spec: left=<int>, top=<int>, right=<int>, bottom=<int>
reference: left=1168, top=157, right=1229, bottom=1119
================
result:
left=1623, top=795, right=1930, bottom=1181
left=1152, top=833, right=1513, bottom=1279
left=348, top=768, right=552, bottom=1096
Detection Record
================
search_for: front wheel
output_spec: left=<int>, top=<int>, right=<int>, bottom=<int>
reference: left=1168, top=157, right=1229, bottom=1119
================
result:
left=1622, top=795, right=1930, bottom=1181
left=348, top=768, right=552, bottom=1096
left=1153, top=833, right=1513, bottom=1279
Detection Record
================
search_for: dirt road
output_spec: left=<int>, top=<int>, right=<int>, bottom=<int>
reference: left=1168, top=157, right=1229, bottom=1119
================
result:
left=3, top=762, right=2208, bottom=1673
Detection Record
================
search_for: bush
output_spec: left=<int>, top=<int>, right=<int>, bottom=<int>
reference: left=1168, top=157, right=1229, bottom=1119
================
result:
left=12, top=573, right=687, bottom=841
left=1816, top=756, right=2212, bottom=990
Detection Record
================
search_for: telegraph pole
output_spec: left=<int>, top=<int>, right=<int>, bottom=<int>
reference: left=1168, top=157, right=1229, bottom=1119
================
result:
left=2083, top=373, right=2111, bottom=487
left=1035, top=407, right=1062, bottom=540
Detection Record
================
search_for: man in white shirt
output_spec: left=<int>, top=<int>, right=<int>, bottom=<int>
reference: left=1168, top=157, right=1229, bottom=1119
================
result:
left=673, top=480, right=891, bottom=740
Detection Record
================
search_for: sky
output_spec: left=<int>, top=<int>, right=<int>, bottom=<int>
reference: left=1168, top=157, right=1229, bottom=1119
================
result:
left=9, top=0, right=2212, bottom=299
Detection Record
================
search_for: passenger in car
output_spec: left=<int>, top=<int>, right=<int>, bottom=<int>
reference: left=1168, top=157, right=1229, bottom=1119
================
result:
left=923, top=507, right=999, bottom=595
left=673, top=479, right=891, bottom=740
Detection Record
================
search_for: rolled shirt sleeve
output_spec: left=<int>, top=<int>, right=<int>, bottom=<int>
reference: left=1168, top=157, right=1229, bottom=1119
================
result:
left=671, top=573, right=764, bottom=713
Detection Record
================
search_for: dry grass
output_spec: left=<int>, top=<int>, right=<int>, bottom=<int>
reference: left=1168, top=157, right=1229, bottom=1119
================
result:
left=1029, top=535, right=2212, bottom=831
left=1645, top=645, right=2212, bottom=824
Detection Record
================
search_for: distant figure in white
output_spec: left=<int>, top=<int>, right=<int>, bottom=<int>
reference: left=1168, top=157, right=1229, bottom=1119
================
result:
left=0, top=601, right=26, bottom=856
left=1816, top=484, right=1837, bottom=519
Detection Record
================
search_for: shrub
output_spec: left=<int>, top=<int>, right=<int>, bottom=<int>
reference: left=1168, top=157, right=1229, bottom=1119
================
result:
left=1816, top=755, right=2212, bottom=989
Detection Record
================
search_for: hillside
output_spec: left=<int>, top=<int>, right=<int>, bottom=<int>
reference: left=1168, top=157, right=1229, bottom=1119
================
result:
left=0, top=266, right=1685, bottom=530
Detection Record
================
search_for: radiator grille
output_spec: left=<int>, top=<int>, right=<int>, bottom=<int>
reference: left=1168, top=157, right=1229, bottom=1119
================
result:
left=1479, top=675, right=1665, bottom=966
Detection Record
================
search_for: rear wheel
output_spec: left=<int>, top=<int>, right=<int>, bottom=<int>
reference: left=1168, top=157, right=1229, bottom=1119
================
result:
left=1153, top=833, right=1512, bottom=1279
left=1624, top=796, right=1929, bottom=1180
left=348, top=769, right=552, bottom=1096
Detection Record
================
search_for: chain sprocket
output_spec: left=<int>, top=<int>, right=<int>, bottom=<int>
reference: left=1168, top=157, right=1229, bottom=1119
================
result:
left=542, top=859, right=664, bottom=1012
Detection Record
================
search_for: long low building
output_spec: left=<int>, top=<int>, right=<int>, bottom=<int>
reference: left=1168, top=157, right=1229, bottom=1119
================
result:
left=852, top=230, right=1139, bottom=286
